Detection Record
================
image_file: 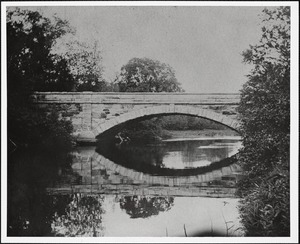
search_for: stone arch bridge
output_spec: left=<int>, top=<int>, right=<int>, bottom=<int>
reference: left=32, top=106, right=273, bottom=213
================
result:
left=32, top=92, right=241, bottom=143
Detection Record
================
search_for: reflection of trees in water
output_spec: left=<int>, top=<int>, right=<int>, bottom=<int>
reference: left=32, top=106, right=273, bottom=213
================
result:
left=51, top=193, right=105, bottom=237
left=7, top=147, right=107, bottom=237
left=7, top=148, right=78, bottom=236
left=119, top=195, right=174, bottom=219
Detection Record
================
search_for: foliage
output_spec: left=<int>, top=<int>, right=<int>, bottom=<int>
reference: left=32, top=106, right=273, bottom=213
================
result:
left=7, top=8, right=76, bottom=150
left=120, top=115, right=229, bottom=144
left=122, top=118, right=171, bottom=143
left=7, top=8, right=108, bottom=93
left=119, top=195, right=174, bottom=219
left=7, top=8, right=75, bottom=93
left=116, top=57, right=184, bottom=92
left=242, top=7, right=290, bottom=70
left=7, top=148, right=75, bottom=236
left=51, top=36, right=106, bottom=91
left=51, top=194, right=105, bottom=237
left=237, top=6, right=290, bottom=236
left=8, top=104, right=74, bottom=151
left=158, top=115, right=227, bottom=131
left=238, top=173, right=289, bottom=236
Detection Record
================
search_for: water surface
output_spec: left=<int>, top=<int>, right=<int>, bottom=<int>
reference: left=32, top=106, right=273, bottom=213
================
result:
left=7, top=137, right=244, bottom=237
left=96, top=137, right=242, bottom=175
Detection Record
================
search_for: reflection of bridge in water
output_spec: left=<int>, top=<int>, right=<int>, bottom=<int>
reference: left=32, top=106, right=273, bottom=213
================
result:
left=47, top=148, right=243, bottom=198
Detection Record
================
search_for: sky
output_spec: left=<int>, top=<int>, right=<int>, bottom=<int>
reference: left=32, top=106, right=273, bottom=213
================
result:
left=17, top=5, right=266, bottom=93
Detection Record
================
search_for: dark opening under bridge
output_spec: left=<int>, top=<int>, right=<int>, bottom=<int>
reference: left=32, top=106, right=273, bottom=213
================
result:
left=33, top=92, right=241, bottom=143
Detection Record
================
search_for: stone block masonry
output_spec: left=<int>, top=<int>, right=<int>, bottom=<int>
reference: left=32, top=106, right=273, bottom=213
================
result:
left=32, top=92, right=241, bottom=143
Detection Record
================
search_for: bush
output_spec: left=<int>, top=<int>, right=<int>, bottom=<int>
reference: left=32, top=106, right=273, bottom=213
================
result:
left=238, top=168, right=289, bottom=236
left=8, top=104, right=74, bottom=152
left=122, top=119, right=171, bottom=143
left=158, top=115, right=227, bottom=130
left=237, top=7, right=290, bottom=236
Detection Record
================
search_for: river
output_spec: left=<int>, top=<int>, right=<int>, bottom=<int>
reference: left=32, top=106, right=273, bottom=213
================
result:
left=7, top=135, right=244, bottom=237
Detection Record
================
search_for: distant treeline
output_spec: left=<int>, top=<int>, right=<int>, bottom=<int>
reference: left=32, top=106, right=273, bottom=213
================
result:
left=157, top=115, right=227, bottom=131
left=120, top=115, right=228, bottom=143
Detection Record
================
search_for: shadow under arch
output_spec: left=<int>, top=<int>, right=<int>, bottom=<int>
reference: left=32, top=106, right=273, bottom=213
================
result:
left=92, top=104, right=240, bottom=140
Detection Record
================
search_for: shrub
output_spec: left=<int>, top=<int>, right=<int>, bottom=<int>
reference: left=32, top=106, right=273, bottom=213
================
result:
left=8, top=104, right=74, bottom=152
left=237, top=6, right=290, bottom=236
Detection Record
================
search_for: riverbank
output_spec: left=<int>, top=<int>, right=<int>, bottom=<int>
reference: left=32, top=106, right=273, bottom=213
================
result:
left=77, top=129, right=240, bottom=145
left=166, top=129, right=240, bottom=140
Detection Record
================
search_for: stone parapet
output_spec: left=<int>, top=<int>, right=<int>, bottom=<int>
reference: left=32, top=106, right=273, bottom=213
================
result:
left=32, top=92, right=240, bottom=105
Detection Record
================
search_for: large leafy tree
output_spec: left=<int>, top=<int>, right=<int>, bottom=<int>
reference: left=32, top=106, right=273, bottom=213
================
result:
left=116, top=57, right=184, bottom=92
left=7, top=8, right=75, bottom=94
left=237, top=7, right=290, bottom=236
left=7, top=8, right=75, bottom=149
left=114, top=58, right=184, bottom=141
left=7, top=7, right=107, bottom=95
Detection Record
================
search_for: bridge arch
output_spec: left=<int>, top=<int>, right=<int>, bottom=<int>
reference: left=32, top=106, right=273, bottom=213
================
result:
left=91, top=104, right=240, bottom=139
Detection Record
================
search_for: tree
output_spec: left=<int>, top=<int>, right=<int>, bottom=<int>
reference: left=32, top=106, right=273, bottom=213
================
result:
left=114, top=58, right=184, bottom=142
left=7, top=8, right=75, bottom=94
left=7, top=7, right=108, bottom=93
left=51, top=36, right=106, bottom=91
left=7, top=8, right=75, bottom=149
left=116, top=57, right=184, bottom=92
left=237, top=7, right=290, bottom=236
